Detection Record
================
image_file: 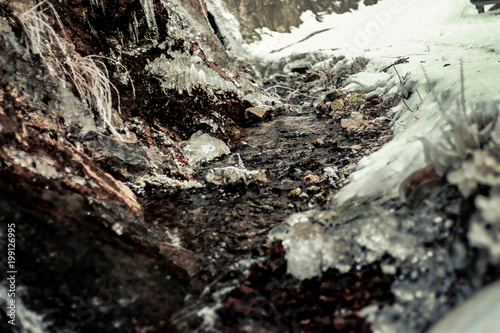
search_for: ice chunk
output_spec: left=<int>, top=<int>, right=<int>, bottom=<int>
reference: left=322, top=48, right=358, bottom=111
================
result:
left=112, top=223, right=124, bottom=235
left=205, top=167, right=262, bottom=186
left=146, top=52, right=238, bottom=95
left=282, top=234, right=328, bottom=280
left=355, top=216, right=415, bottom=261
left=242, top=92, right=277, bottom=107
left=183, top=131, right=230, bottom=165
left=125, top=174, right=202, bottom=196
left=468, top=220, right=500, bottom=264
left=476, top=190, right=500, bottom=224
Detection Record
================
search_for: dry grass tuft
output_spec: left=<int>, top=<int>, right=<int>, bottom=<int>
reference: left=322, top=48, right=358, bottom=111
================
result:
left=312, top=56, right=369, bottom=90
left=18, top=0, right=123, bottom=139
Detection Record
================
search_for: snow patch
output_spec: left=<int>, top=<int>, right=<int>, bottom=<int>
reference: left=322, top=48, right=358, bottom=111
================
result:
left=343, top=72, right=395, bottom=95
left=242, top=0, right=500, bottom=202
left=205, top=0, right=245, bottom=53
left=429, top=281, right=500, bottom=333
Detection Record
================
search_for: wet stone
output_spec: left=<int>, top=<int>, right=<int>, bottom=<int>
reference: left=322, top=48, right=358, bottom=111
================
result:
left=84, top=134, right=150, bottom=181
left=244, top=106, right=273, bottom=124
left=341, top=111, right=364, bottom=133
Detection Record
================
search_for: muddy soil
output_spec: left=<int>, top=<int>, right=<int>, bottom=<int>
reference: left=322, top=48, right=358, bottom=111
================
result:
left=137, top=68, right=396, bottom=332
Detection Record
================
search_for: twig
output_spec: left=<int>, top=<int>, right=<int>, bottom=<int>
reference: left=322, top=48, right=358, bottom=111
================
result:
left=393, top=66, right=404, bottom=85
left=380, top=57, right=409, bottom=73
left=401, top=99, right=419, bottom=120
left=416, top=89, right=423, bottom=102
left=459, top=59, right=466, bottom=116
left=421, top=65, right=446, bottom=114
left=90, top=54, right=136, bottom=99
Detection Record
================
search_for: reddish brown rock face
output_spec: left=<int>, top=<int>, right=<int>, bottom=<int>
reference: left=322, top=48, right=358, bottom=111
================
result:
left=0, top=75, right=186, bottom=332
left=0, top=0, right=249, bottom=331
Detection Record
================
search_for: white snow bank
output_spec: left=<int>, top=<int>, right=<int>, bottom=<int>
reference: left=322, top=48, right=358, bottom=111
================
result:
left=205, top=0, right=245, bottom=53
left=429, top=280, right=500, bottom=333
left=343, top=71, right=393, bottom=93
left=245, top=0, right=500, bottom=201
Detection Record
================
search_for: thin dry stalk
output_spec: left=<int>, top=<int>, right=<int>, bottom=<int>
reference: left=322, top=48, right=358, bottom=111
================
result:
left=89, top=0, right=105, bottom=12
left=265, top=85, right=317, bottom=100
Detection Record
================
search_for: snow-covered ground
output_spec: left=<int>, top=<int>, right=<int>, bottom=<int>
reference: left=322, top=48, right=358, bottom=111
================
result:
left=243, top=0, right=500, bottom=201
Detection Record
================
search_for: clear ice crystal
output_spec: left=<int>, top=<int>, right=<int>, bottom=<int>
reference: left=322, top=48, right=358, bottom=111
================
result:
left=112, top=223, right=124, bottom=235
left=146, top=52, right=238, bottom=96
left=183, top=131, right=230, bottom=165
left=269, top=188, right=478, bottom=333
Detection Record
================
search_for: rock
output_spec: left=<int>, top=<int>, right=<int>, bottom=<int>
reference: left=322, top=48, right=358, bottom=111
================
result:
left=245, top=106, right=273, bottom=124
left=289, top=188, right=302, bottom=198
left=0, top=82, right=187, bottom=332
left=341, top=112, right=364, bottom=133
left=325, top=90, right=346, bottom=101
left=0, top=0, right=256, bottom=330
left=304, top=174, right=321, bottom=184
left=327, top=99, right=345, bottom=112
left=183, top=131, right=230, bottom=165
left=313, top=137, right=325, bottom=146
left=373, top=116, right=389, bottom=126
left=205, top=167, right=266, bottom=186
left=84, top=135, right=150, bottom=181
left=307, top=185, right=321, bottom=194
left=316, top=98, right=345, bottom=113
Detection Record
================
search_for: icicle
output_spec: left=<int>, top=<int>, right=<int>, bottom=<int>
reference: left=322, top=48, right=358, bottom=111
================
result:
left=140, top=0, right=158, bottom=38
left=129, top=12, right=140, bottom=44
